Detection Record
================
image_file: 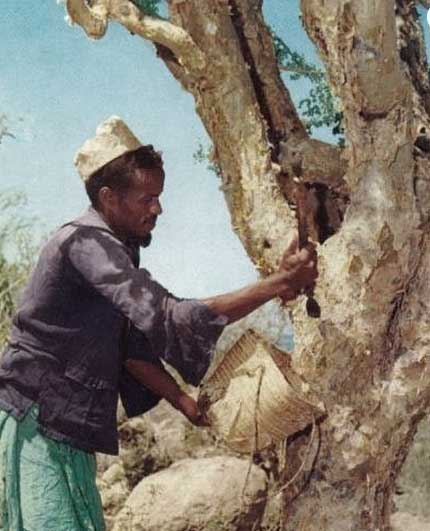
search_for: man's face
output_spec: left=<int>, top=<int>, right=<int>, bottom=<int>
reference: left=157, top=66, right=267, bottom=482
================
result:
left=105, top=167, right=164, bottom=245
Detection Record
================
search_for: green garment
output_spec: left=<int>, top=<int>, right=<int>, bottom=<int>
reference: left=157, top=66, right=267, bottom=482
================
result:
left=0, top=404, right=105, bottom=531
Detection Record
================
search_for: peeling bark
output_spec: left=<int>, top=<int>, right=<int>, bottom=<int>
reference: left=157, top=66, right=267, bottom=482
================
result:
left=165, top=0, right=300, bottom=273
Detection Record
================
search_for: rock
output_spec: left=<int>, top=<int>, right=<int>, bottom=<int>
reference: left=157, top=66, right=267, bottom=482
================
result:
left=97, top=395, right=226, bottom=528
left=97, top=413, right=172, bottom=527
left=146, top=399, right=228, bottom=461
left=97, top=452, right=120, bottom=476
left=391, top=512, right=430, bottom=531
left=98, top=392, right=235, bottom=529
left=112, top=456, right=268, bottom=531
left=119, top=416, right=171, bottom=489
left=97, top=463, right=129, bottom=518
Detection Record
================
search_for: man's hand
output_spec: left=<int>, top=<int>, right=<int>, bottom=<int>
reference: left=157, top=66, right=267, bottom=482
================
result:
left=176, top=393, right=210, bottom=427
left=125, top=359, right=210, bottom=426
left=277, top=286, right=298, bottom=304
left=200, top=233, right=318, bottom=323
left=278, top=233, right=318, bottom=301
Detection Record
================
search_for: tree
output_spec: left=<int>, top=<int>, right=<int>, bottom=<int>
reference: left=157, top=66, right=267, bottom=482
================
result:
left=0, top=192, right=37, bottom=348
left=273, top=31, right=344, bottom=143
left=62, top=1, right=430, bottom=529
left=0, top=114, right=14, bottom=145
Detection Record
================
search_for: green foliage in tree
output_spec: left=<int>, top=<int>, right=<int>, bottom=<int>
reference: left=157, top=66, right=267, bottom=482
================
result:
left=193, top=144, right=222, bottom=179
left=130, top=0, right=162, bottom=17
left=272, top=31, right=344, bottom=145
left=0, top=191, right=38, bottom=349
left=194, top=26, right=345, bottom=174
left=0, top=114, right=15, bottom=145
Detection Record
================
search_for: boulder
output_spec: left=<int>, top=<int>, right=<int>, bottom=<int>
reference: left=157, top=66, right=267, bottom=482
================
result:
left=146, top=398, right=227, bottom=461
left=97, top=413, right=171, bottom=527
left=391, top=512, right=430, bottom=531
left=97, top=463, right=130, bottom=530
left=112, top=456, right=268, bottom=531
left=119, top=416, right=171, bottom=489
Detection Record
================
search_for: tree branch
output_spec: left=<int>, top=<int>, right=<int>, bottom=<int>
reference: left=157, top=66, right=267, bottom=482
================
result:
left=299, top=0, right=418, bottom=252
left=65, top=0, right=109, bottom=39
left=230, top=0, right=351, bottom=228
left=65, top=0, right=206, bottom=72
left=301, top=0, right=407, bottom=120
left=280, top=138, right=348, bottom=191
left=110, top=1, right=206, bottom=70
left=229, top=0, right=308, bottom=152
left=155, top=42, right=192, bottom=91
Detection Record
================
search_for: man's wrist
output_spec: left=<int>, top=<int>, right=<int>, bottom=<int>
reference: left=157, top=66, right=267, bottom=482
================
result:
left=171, top=389, right=188, bottom=411
left=268, top=270, right=291, bottom=296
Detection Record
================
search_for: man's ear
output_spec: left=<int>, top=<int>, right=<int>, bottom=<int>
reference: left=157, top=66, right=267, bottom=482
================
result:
left=98, top=186, right=116, bottom=210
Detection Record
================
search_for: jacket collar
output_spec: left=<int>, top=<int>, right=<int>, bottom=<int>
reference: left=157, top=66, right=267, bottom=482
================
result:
left=72, top=206, right=115, bottom=234
left=68, top=206, right=140, bottom=266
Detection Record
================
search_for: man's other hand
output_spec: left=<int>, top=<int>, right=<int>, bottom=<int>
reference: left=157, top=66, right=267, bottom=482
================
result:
left=176, top=393, right=210, bottom=427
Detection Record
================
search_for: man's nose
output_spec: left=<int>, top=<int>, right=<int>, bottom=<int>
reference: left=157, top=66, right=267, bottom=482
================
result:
left=151, top=199, right=162, bottom=215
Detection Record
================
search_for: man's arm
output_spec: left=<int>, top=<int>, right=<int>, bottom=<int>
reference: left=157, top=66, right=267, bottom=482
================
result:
left=66, top=228, right=316, bottom=385
left=201, top=271, right=291, bottom=324
left=201, top=241, right=317, bottom=323
left=65, top=227, right=227, bottom=385
left=125, top=359, right=207, bottom=426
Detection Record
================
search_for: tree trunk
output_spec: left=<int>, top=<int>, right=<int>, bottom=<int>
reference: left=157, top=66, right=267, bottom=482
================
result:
left=65, top=0, right=430, bottom=528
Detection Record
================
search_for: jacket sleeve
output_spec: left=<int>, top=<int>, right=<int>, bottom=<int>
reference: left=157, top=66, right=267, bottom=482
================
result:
left=64, top=227, right=228, bottom=385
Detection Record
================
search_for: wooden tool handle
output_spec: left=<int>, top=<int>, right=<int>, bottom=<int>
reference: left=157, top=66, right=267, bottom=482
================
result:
left=295, top=181, right=321, bottom=319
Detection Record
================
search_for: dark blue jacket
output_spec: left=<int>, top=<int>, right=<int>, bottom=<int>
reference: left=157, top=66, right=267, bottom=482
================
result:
left=0, top=207, right=227, bottom=454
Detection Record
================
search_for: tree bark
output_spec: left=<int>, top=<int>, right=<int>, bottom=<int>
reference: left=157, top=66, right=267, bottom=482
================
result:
left=64, top=1, right=430, bottom=528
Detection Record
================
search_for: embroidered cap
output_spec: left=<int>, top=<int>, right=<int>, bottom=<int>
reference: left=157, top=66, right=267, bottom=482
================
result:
left=74, top=116, right=142, bottom=181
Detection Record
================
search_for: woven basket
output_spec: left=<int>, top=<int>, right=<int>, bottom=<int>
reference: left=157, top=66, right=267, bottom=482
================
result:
left=198, top=329, right=324, bottom=454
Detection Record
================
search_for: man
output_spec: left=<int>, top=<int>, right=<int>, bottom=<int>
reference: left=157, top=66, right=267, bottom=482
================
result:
left=0, top=116, right=317, bottom=530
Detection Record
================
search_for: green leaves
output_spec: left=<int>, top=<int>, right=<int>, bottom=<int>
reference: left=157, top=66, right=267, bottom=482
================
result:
left=193, top=144, right=222, bottom=179
left=130, top=0, right=162, bottom=17
left=272, top=30, right=344, bottom=145
left=194, top=21, right=346, bottom=175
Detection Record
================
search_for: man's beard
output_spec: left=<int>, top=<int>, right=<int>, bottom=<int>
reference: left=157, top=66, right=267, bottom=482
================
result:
left=138, top=233, right=152, bottom=248
left=125, top=230, right=152, bottom=249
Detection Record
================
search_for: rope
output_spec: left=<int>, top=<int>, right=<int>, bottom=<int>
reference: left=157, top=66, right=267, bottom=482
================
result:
left=239, top=362, right=318, bottom=524
left=261, top=417, right=317, bottom=506
left=241, top=365, right=265, bottom=502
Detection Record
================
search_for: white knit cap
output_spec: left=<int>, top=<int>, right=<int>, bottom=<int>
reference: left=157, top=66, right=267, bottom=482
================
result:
left=74, top=116, right=142, bottom=181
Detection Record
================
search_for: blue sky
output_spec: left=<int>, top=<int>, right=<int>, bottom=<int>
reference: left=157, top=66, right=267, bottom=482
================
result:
left=1, top=1, right=427, bottom=298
